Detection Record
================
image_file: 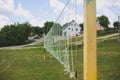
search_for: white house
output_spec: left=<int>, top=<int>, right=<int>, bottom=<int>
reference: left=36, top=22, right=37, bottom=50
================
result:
left=62, top=20, right=81, bottom=37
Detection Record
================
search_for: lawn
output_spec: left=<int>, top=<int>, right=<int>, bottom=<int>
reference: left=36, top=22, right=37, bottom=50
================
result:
left=0, top=37, right=120, bottom=80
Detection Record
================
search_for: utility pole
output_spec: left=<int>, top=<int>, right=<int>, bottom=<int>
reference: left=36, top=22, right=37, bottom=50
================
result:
left=84, top=0, right=97, bottom=80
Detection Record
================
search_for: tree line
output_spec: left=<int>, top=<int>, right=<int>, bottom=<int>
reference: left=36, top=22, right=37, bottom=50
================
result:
left=0, top=15, right=119, bottom=47
left=0, top=21, right=54, bottom=47
left=79, top=15, right=120, bottom=31
left=79, top=15, right=119, bottom=36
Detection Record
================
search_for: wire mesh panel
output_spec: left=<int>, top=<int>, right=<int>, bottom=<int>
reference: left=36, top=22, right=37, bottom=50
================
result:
left=44, top=22, right=83, bottom=79
left=44, top=0, right=83, bottom=79
left=44, top=0, right=120, bottom=80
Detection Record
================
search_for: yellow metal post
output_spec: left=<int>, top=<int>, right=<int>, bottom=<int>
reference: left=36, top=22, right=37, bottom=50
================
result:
left=84, top=0, right=97, bottom=80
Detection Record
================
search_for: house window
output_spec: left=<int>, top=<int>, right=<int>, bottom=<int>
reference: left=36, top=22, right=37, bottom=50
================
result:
left=76, top=28, right=78, bottom=31
left=68, top=28, right=70, bottom=30
left=74, top=24, right=76, bottom=26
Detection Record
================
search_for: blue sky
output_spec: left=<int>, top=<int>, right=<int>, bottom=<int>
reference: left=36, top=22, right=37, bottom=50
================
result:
left=0, top=0, right=120, bottom=28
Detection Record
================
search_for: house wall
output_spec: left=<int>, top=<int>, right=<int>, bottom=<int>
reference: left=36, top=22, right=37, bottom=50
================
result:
left=62, top=20, right=104, bottom=37
left=63, top=21, right=81, bottom=36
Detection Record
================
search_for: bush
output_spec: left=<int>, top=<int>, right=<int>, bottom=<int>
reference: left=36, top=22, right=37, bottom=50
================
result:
left=0, top=23, right=31, bottom=47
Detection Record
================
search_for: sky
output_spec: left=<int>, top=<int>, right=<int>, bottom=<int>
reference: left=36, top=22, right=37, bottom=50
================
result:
left=0, top=0, right=120, bottom=29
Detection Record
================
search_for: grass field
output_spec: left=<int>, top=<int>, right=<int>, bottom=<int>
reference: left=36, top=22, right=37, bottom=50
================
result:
left=0, top=36, right=120, bottom=80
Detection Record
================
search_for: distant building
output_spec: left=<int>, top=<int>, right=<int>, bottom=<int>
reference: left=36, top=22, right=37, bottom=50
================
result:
left=62, top=20, right=81, bottom=37
left=62, top=20, right=103, bottom=37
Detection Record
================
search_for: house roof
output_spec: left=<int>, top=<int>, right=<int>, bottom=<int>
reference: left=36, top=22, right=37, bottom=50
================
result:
left=62, top=20, right=79, bottom=31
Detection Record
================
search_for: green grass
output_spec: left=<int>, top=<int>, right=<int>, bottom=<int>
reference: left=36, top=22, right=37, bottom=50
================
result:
left=0, top=48, right=72, bottom=80
left=24, top=42, right=44, bottom=47
left=0, top=37, right=120, bottom=80
left=97, top=28, right=118, bottom=37
left=97, top=38, right=120, bottom=80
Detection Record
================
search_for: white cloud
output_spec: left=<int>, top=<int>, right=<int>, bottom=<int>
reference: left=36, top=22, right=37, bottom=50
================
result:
left=15, top=3, right=43, bottom=27
left=50, top=0, right=83, bottom=25
left=0, top=0, right=119, bottom=28
left=0, top=0, right=14, bottom=14
left=50, top=0, right=65, bottom=14
left=15, top=4, right=32, bottom=19
left=97, top=0, right=113, bottom=9
left=50, top=0, right=120, bottom=27
left=15, top=3, right=45, bottom=27
left=30, top=18, right=45, bottom=27
left=0, top=15, right=10, bottom=28
left=50, top=0, right=83, bottom=24
left=0, top=0, right=42, bottom=28
left=62, top=14, right=83, bottom=24
left=97, top=0, right=120, bottom=9
left=70, top=0, right=83, bottom=4
left=115, top=1, right=120, bottom=9
left=50, top=0, right=57, bottom=7
left=0, top=0, right=32, bottom=19
left=96, top=0, right=120, bottom=27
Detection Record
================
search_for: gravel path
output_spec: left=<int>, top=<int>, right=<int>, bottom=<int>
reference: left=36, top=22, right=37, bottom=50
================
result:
left=72, top=33, right=119, bottom=45
left=97, top=33, right=118, bottom=40
left=0, top=38, right=44, bottom=49
left=0, top=33, right=119, bottom=49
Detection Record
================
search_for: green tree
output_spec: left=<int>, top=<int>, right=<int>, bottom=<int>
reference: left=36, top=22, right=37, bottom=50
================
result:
left=0, top=22, right=31, bottom=47
left=43, top=21, right=54, bottom=34
left=53, top=23, right=62, bottom=35
left=113, top=21, right=119, bottom=28
left=79, top=23, right=84, bottom=31
left=97, top=15, right=110, bottom=28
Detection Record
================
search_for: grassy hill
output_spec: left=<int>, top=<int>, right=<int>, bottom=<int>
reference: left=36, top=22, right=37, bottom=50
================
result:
left=0, top=35, right=120, bottom=80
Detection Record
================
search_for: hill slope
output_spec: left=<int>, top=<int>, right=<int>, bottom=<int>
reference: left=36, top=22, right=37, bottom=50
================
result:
left=0, top=34, right=120, bottom=80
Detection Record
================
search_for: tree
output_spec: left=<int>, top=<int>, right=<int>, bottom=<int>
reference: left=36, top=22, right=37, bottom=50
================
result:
left=79, top=23, right=84, bottom=31
left=53, top=23, right=62, bottom=35
left=0, top=22, right=32, bottom=47
left=42, top=21, right=54, bottom=34
left=30, top=26, right=41, bottom=36
left=113, top=21, right=119, bottom=28
left=97, top=15, right=110, bottom=28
